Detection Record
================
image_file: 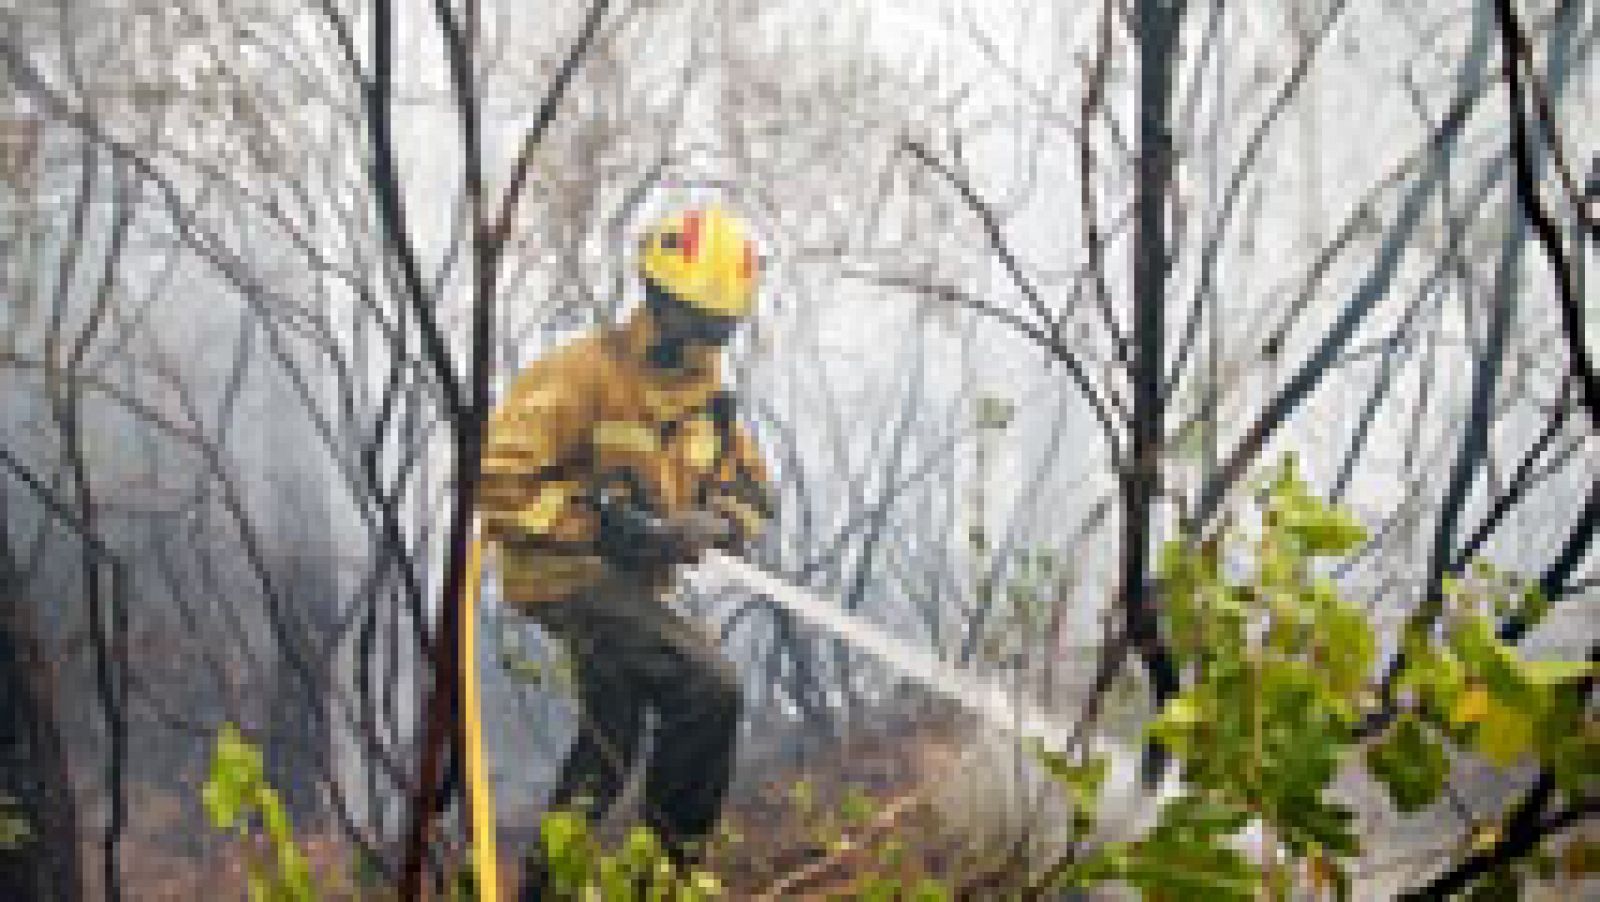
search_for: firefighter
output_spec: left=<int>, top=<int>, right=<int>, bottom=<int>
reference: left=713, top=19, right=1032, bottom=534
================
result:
left=477, top=207, right=772, bottom=891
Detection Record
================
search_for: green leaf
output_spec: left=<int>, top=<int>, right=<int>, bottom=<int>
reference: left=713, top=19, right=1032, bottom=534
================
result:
left=1034, top=744, right=1107, bottom=822
left=1277, top=793, right=1360, bottom=858
left=203, top=724, right=265, bottom=830
left=684, top=870, right=724, bottom=899
left=1472, top=695, right=1537, bottom=767
left=0, top=796, right=32, bottom=850
left=598, top=856, right=633, bottom=900
left=202, top=725, right=320, bottom=901
left=856, top=876, right=900, bottom=902
left=787, top=779, right=814, bottom=815
left=1511, top=584, right=1551, bottom=630
left=1462, top=865, right=1520, bottom=901
left=1448, top=619, right=1525, bottom=703
left=245, top=869, right=270, bottom=902
left=1545, top=724, right=1599, bottom=796
left=1149, top=795, right=1253, bottom=844
left=1156, top=692, right=1207, bottom=731
left=1059, top=823, right=1258, bottom=902
left=1317, top=597, right=1376, bottom=699
left=259, top=789, right=294, bottom=847
left=1520, top=659, right=1593, bottom=687
left=540, top=809, right=594, bottom=893
left=277, top=843, right=315, bottom=902
left=840, top=786, right=875, bottom=825
left=1366, top=716, right=1449, bottom=813
left=1293, top=507, right=1367, bottom=555
left=623, top=824, right=663, bottom=871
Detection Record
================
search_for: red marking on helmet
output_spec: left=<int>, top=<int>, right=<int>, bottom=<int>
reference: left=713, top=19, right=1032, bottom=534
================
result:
left=741, top=243, right=757, bottom=280
left=681, top=212, right=703, bottom=260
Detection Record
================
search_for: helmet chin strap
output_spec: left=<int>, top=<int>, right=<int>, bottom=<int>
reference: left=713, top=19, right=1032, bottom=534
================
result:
left=643, top=283, right=689, bottom=370
left=646, top=334, right=687, bottom=370
left=642, top=278, right=731, bottom=371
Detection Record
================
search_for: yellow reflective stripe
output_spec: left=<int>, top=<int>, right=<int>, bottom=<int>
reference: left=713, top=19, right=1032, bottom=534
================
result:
left=483, top=426, right=558, bottom=466
left=476, top=447, right=547, bottom=476
left=511, top=554, right=606, bottom=582
left=592, top=420, right=658, bottom=456
left=513, top=482, right=574, bottom=535
left=642, top=384, right=716, bottom=419
left=682, top=417, right=721, bottom=470
left=496, top=552, right=607, bottom=606
left=518, top=387, right=568, bottom=411
left=713, top=496, right=765, bottom=538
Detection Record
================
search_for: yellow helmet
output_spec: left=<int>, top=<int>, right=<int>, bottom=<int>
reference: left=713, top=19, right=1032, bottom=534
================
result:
left=638, top=207, right=760, bottom=317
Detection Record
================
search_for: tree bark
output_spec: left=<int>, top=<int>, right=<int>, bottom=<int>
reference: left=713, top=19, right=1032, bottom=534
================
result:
left=0, top=491, right=82, bottom=902
left=1124, top=0, right=1184, bottom=725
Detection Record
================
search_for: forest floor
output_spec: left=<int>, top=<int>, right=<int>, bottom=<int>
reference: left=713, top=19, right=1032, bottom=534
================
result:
left=106, top=716, right=1003, bottom=899
left=86, top=719, right=1600, bottom=900
left=97, top=689, right=1600, bottom=899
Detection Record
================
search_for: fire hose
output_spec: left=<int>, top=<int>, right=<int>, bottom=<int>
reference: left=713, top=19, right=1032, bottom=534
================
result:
left=461, top=533, right=499, bottom=901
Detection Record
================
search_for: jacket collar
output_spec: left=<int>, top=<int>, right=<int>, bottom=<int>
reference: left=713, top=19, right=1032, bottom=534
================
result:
left=614, top=308, right=719, bottom=380
left=610, top=309, right=723, bottom=419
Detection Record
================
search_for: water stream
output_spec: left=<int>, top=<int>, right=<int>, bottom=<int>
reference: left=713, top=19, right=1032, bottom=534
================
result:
left=697, top=550, right=1076, bottom=750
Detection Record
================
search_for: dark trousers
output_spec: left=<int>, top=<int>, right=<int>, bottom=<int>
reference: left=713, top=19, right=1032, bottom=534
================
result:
left=528, top=573, right=742, bottom=868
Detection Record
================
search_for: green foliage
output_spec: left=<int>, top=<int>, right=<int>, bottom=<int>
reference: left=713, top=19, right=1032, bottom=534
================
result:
left=196, top=731, right=955, bottom=899
left=1035, top=743, right=1107, bottom=835
left=536, top=809, right=724, bottom=900
left=0, top=792, right=32, bottom=850
left=1401, top=610, right=1595, bottom=792
left=1035, top=460, right=1375, bottom=898
left=1144, top=459, right=1367, bottom=884
left=1365, top=716, right=1448, bottom=813
left=1461, top=865, right=1520, bottom=901
left=1151, top=659, right=1360, bottom=857
left=1058, top=795, right=1257, bottom=902
left=787, top=778, right=815, bottom=816
left=1035, top=745, right=1107, bottom=810
left=840, top=786, right=876, bottom=826
left=1039, top=457, right=1590, bottom=899
left=1264, top=460, right=1367, bottom=555
left=852, top=874, right=953, bottom=902
left=196, top=473, right=1586, bottom=902
left=203, top=724, right=317, bottom=902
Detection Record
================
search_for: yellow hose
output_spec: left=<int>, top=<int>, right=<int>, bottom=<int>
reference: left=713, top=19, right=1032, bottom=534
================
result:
left=462, top=533, right=501, bottom=902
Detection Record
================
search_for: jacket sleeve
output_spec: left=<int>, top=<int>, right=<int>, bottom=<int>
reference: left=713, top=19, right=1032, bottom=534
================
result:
left=477, top=353, right=599, bottom=549
left=709, top=423, right=774, bottom=546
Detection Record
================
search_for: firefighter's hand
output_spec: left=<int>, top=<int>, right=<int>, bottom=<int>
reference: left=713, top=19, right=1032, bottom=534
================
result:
left=656, top=509, right=736, bottom=562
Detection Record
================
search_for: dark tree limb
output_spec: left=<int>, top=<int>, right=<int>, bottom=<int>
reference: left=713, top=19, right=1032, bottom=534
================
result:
left=1493, top=0, right=1600, bottom=429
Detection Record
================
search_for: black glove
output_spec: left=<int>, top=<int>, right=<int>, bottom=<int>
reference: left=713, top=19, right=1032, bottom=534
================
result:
left=593, top=493, right=666, bottom=571
left=593, top=491, right=733, bottom=570
left=656, top=509, right=736, bottom=560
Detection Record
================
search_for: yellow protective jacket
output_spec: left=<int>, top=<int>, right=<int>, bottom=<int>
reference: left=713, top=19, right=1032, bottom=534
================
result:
left=478, top=312, right=772, bottom=607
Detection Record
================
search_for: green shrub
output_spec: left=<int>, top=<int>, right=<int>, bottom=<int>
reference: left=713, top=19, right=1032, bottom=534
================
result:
left=1035, top=457, right=1593, bottom=900
left=203, top=724, right=317, bottom=902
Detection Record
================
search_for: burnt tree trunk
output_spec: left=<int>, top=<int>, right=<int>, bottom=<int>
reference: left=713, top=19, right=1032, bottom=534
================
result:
left=1123, top=0, right=1184, bottom=723
left=0, top=489, right=82, bottom=901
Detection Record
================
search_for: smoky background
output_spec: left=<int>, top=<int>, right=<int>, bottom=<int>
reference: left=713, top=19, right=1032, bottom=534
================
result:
left=0, top=0, right=1594, bottom=897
